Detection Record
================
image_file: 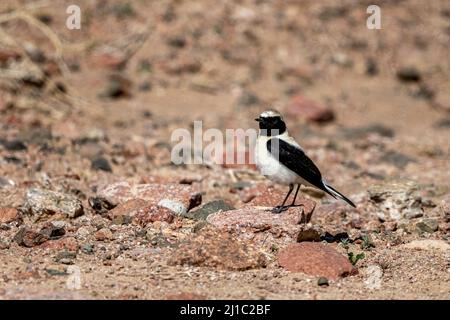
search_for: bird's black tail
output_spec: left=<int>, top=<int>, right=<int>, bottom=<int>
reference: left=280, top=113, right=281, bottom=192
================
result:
left=322, top=182, right=356, bottom=208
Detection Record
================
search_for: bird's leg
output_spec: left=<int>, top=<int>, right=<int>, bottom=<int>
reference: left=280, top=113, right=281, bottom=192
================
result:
left=272, top=184, right=294, bottom=213
left=290, top=184, right=300, bottom=206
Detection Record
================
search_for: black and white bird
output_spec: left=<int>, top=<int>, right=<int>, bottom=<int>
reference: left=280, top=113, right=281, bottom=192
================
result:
left=255, top=110, right=356, bottom=213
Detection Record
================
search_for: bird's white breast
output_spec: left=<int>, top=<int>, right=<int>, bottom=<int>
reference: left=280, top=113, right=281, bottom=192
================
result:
left=255, top=134, right=312, bottom=186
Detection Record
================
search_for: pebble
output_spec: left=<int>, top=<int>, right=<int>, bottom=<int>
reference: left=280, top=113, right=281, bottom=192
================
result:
left=23, top=188, right=84, bottom=220
left=396, top=66, right=421, bottom=82
left=415, top=218, right=438, bottom=234
left=14, top=227, right=49, bottom=247
left=183, top=200, right=235, bottom=221
left=95, top=228, right=113, bottom=241
left=168, top=227, right=266, bottom=271
left=0, top=207, right=20, bottom=224
left=278, top=242, right=356, bottom=279
left=286, top=95, right=335, bottom=123
left=91, top=156, right=113, bottom=172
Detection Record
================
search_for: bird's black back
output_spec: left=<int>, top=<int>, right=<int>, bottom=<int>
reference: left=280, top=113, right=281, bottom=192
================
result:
left=266, top=137, right=326, bottom=191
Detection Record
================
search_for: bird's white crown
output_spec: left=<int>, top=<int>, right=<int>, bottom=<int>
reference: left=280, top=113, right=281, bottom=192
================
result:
left=259, top=109, right=282, bottom=118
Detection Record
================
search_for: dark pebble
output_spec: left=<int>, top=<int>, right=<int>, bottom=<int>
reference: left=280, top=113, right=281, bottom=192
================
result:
left=318, top=277, right=329, bottom=286
left=91, top=156, right=112, bottom=172
left=0, top=139, right=27, bottom=151
left=183, top=200, right=235, bottom=221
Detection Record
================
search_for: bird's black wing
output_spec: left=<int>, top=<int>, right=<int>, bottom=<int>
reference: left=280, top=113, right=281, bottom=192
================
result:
left=266, top=138, right=326, bottom=190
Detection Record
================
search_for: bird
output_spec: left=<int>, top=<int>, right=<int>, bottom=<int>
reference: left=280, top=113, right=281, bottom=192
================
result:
left=254, top=109, right=356, bottom=213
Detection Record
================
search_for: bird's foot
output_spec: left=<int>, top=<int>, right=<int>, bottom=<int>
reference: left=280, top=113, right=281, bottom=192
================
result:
left=271, top=206, right=288, bottom=214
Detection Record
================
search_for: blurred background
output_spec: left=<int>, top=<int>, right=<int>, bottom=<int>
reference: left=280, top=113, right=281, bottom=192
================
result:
left=0, top=0, right=449, bottom=198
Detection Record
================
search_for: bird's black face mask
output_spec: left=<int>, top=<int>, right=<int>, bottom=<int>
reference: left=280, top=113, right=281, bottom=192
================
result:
left=255, top=116, right=287, bottom=136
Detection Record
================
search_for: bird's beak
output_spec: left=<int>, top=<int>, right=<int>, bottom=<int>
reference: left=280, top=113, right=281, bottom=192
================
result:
left=255, top=118, right=261, bottom=122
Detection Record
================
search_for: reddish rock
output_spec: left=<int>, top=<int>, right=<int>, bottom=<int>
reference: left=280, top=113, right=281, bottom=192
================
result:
left=88, top=52, right=126, bottom=70
left=13, top=227, right=49, bottom=247
left=244, top=185, right=316, bottom=213
left=207, top=204, right=316, bottom=247
left=0, top=48, right=21, bottom=63
left=40, top=237, right=78, bottom=251
left=278, top=242, right=355, bottom=279
left=134, top=205, right=174, bottom=225
left=165, top=293, right=207, bottom=300
left=286, top=95, right=335, bottom=123
left=95, top=228, right=113, bottom=241
left=0, top=207, right=20, bottom=224
left=97, top=182, right=202, bottom=214
left=168, top=227, right=266, bottom=270
left=108, top=198, right=148, bottom=219
left=159, top=56, right=201, bottom=74
left=108, top=199, right=175, bottom=225
left=208, top=206, right=312, bottom=233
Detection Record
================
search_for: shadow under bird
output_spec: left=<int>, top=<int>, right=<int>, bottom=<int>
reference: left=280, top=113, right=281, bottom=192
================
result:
left=255, top=109, right=356, bottom=213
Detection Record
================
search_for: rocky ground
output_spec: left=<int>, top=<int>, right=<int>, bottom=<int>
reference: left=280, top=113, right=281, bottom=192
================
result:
left=0, top=0, right=449, bottom=299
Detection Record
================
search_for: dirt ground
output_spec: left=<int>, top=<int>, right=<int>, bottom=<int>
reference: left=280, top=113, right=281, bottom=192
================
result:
left=0, top=0, right=449, bottom=300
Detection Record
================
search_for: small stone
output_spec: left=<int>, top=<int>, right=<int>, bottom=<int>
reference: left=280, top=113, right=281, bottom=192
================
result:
left=95, top=228, right=113, bottom=241
left=184, top=200, right=235, bottom=221
left=89, top=197, right=115, bottom=214
left=0, top=207, right=20, bottom=224
left=97, top=182, right=202, bottom=213
left=365, top=57, right=378, bottom=76
left=39, top=221, right=66, bottom=239
left=40, top=237, right=78, bottom=251
left=297, top=229, right=321, bottom=242
left=14, top=227, right=49, bottom=247
left=368, top=181, right=425, bottom=221
left=55, top=251, right=77, bottom=264
left=237, top=91, right=260, bottom=107
left=24, top=43, right=46, bottom=63
left=138, top=81, right=152, bottom=91
left=396, top=67, right=421, bottom=82
left=379, top=151, right=415, bottom=168
left=331, top=53, right=353, bottom=68
left=89, top=52, right=126, bottom=70
left=0, top=139, right=27, bottom=151
left=81, top=244, right=94, bottom=254
left=167, top=36, right=187, bottom=48
left=168, top=227, right=266, bottom=270
left=91, top=156, right=112, bottom=172
left=207, top=205, right=313, bottom=236
left=286, top=95, right=334, bottom=123
left=23, top=188, right=84, bottom=220
left=415, top=218, right=438, bottom=234
left=134, top=205, right=174, bottom=225
left=278, top=242, right=355, bottom=279
left=45, top=268, right=68, bottom=276
left=99, top=74, right=131, bottom=99
left=317, top=277, right=329, bottom=286
left=108, top=199, right=174, bottom=225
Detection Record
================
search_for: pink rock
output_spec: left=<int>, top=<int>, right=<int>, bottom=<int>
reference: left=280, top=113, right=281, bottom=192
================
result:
left=0, top=207, right=20, bottom=224
left=94, top=228, right=113, bottom=241
left=109, top=199, right=174, bottom=225
left=278, top=242, right=355, bottom=279
left=243, top=185, right=316, bottom=212
left=40, top=237, right=78, bottom=251
left=88, top=52, right=126, bottom=70
left=168, top=227, right=266, bottom=270
left=286, top=95, right=335, bottom=123
left=207, top=203, right=316, bottom=247
left=97, top=182, right=202, bottom=215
